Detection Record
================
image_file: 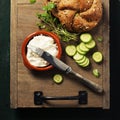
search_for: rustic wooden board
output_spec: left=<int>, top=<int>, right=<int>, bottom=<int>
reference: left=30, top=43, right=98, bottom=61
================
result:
left=10, top=0, right=110, bottom=108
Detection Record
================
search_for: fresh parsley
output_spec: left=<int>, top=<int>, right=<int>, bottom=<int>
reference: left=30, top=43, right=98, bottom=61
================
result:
left=36, top=2, right=78, bottom=42
left=29, top=0, right=36, bottom=4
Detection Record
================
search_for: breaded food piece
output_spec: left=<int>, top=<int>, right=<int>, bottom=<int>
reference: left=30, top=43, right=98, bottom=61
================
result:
left=47, top=0, right=102, bottom=33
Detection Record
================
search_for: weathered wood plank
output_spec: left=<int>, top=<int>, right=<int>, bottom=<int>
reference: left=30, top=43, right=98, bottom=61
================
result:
left=102, top=0, right=110, bottom=109
left=10, top=0, right=18, bottom=108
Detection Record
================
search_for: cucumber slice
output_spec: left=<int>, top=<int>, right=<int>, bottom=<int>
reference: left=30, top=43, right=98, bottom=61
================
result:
left=92, top=51, right=103, bottom=63
left=73, top=52, right=84, bottom=61
left=80, top=33, right=92, bottom=43
left=97, top=36, right=103, bottom=42
left=75, top=56, right=86, bottom=64
left=53, top=74, right=63, bottom=84
left=65, top=45, right=76, bottom=56
left=79, top=58, right=90, bottom=67
left=85, top=40, right=96, bottom=49
left=79, top=42, right=89, bottom=52
left=76, top=45, right=87, bottom=55
left=93, top=69, right=100, bottom=77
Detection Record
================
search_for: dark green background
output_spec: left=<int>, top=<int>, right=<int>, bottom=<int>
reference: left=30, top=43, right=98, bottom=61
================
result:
left=0, top=0, right=120, bottom=119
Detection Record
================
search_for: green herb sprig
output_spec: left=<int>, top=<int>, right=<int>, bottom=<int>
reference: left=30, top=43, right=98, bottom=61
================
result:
left=36, top=2, right=78, bottom=42
left=29, top=0, right=36, bottom=4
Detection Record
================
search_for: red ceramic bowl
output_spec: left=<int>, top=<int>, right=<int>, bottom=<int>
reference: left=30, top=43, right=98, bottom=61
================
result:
left=21, top=30, right=62, bottom=71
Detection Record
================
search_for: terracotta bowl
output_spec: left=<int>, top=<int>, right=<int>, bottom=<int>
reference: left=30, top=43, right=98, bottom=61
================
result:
left=21, top=30, right=62, bottom=71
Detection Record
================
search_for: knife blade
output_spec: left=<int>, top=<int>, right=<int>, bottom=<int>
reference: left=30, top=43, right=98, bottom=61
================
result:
left=27, top=45, right=104, bottom=94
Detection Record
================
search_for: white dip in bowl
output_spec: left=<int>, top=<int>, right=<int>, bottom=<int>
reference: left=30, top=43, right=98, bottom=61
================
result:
left=26, top=34, right=58, bottom=67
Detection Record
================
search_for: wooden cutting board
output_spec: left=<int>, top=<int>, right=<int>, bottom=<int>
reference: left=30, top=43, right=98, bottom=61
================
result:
left=10, top=0, right=110, bottom=108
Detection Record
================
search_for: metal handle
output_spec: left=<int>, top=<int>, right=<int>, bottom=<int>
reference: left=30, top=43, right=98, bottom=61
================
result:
left=34, top=91, right=88, bottom=105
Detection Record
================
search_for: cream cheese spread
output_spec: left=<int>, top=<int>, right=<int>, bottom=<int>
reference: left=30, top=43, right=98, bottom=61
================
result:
left=26, top=34, right=58, bottom=67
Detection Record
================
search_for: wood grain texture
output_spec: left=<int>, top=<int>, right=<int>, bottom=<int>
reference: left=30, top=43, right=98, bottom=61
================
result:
left=10, top=0, right=110, bottom=108
left=10, top=0, right=18, bottom=108
left=102, top=0, right=110, bottom=109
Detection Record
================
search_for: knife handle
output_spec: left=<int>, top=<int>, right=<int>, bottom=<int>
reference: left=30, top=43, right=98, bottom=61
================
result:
left=70, top=71, right=104, bottom=94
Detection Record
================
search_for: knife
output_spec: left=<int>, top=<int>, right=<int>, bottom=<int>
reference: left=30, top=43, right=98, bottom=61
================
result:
left=27, top=45, right=104, bottom=94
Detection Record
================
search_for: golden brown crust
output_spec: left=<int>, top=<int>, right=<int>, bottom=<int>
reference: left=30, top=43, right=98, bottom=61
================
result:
left=47, top=0, right=102, bottom=33
left=57, top=10, right=76, bottom=31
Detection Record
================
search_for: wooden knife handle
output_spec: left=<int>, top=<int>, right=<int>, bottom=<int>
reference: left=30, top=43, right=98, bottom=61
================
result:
left=70, top=71, right=104, bottom=94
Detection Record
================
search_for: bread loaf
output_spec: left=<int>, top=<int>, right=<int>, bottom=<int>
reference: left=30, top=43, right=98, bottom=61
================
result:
left=47, top=0, right=102, bottom=33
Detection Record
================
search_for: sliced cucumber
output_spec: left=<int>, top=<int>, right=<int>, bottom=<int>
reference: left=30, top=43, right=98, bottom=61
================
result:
left=73, top=50, right=90, bottom=67
left=65, top=32, right=103, bottom=69
left=85, top=40, right=96, bottom=49
left=97, top=36, right=103, bottom=42
left=79, top=58, right=90, bottom=67
left=75, top=56, right=86, bottom=64
left=73, top=52, right=84, bottom=61
left=92, top=51, right=103, bottom=63
left=65, top=45, right=76, bottom=56
left=76, top=45, right=87, bottom=55
left=80, top=33, right=92, bottom=43
left=93, top=69, right=100, bottom=77
left=53, top=74, right=63, bottom=84
left=79, top=42, right=89, bottom=52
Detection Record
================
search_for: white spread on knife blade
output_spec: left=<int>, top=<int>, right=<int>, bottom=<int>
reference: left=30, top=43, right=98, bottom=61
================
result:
left=26, top=34, right=58, bottom=67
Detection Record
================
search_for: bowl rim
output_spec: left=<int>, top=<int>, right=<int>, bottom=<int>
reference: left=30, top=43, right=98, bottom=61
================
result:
left=21, top=30, right=62, bottom=71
